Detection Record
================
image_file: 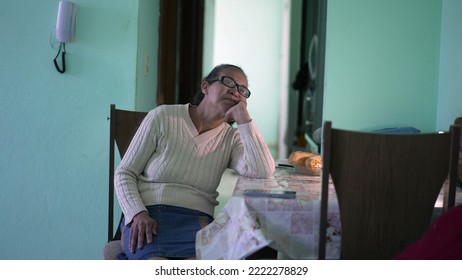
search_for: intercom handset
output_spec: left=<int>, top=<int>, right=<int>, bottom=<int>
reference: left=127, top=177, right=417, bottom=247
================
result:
left=54, top=1, right=76, bottom=74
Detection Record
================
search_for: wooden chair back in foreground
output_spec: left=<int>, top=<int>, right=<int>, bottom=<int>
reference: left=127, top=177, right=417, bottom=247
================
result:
left=107, top=104, right=148, bottom=242
left=318, top=121, right=460, bottom=259
left=455, top=117, right=462, bottom=188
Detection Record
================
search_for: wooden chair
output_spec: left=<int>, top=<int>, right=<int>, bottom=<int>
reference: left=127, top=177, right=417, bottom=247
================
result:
left=455, top=117, right=462, bottom=189
left=318, top=121, right=460, bottom=260
left=104, top=104, right=148, bottom=259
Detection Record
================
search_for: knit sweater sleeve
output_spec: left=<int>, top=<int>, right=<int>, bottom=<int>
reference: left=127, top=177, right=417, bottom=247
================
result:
left=114, top=110, right=158, bottom=225
left=229, top=121, right=275, bottom=178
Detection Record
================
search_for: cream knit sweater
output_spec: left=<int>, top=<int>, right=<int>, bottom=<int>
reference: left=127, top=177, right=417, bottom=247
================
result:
left=115, top=104, right=275, bottom=225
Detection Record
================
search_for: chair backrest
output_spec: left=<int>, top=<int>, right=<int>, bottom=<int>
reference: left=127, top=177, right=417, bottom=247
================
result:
left=456, top=117, right=462, bottom=186
left=318, top=121, right=460, bottom=259
left=108, top=104, right=148, bottom=242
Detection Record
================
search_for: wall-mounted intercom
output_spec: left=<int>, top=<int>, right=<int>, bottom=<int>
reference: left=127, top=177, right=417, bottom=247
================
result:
left=53, top=1, right=77, bottom=74
left=56, top=0, right=77, bottom=43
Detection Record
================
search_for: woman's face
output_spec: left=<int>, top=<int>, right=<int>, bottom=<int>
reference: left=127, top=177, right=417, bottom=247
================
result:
left=202, top=67, right=248, bottom=115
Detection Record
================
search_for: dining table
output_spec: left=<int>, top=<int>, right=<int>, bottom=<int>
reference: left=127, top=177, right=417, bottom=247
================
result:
left=195, top=159, right=461, bottom=260
left=195, top=160, right=342, bottom=260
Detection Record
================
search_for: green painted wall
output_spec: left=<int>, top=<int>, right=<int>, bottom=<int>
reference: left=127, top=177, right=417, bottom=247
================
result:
left=0, top=0, right=157, bottom=259
left=136, top=0, right=159, bottom=112
left=437, top=0, right=462, bottom=130
left=324, top=0, right=442, bottom=132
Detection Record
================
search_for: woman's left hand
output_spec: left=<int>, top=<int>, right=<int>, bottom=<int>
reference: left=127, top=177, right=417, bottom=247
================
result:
left=129, top=211, right=158, bottom=253
left=225, top=99, right=252, bottom=124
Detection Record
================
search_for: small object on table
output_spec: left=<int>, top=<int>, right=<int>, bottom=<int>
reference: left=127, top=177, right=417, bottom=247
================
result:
left=243, top=189, right=296, bottom=199
left=288, top=151, right=322, bottom=176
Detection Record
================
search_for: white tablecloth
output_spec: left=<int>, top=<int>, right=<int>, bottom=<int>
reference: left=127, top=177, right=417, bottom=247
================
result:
left=196, top=162, right=461, bottom=260
left=195, top=165, right=341, bottom=260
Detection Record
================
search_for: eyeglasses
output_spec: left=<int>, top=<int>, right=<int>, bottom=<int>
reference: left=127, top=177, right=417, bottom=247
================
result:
left=211, top=76, right=251, bottom=98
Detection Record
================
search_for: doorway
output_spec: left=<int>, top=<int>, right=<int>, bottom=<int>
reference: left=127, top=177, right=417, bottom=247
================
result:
left=288, top=0, right=327, bottom=154
left=157, top=0, right=205, bottom=105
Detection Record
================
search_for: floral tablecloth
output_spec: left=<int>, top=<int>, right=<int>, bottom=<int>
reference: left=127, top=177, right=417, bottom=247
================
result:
left=195, top=164, right=341, bottom=260
left=196, top=161, right=460, bottom=260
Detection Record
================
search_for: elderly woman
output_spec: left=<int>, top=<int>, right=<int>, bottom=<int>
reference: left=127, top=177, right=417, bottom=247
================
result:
left=115, top=64, right=275, bottom=260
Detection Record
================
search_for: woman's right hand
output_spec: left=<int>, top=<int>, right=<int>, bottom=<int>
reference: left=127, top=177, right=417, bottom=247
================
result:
left=129, top=211, right=158, bottom=253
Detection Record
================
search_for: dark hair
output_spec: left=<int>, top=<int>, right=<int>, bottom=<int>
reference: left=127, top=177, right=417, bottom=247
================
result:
left=191, top=64, right=247, bottom=105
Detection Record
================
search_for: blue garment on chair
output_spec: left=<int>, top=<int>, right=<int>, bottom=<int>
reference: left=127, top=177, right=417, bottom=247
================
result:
left=373, top=127, right=420, bottom=134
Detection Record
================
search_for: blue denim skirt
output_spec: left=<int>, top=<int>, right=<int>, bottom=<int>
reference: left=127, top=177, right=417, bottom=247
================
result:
left=120, top=205, right=213, bottom=260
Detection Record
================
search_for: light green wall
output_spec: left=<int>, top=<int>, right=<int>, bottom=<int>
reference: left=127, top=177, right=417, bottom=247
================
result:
left=0, top=0, right=157, bottom=259
left=324, top=0, right=442, bottom=132
left=136, top=0, right=159, bottom=112
left=437, top=0, right=462, bottom=130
